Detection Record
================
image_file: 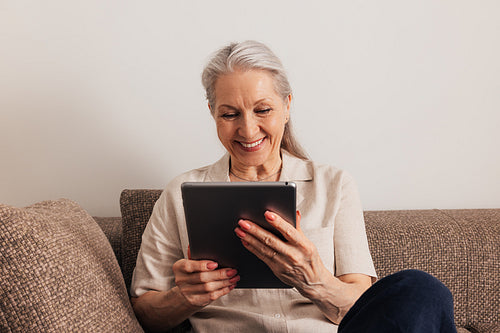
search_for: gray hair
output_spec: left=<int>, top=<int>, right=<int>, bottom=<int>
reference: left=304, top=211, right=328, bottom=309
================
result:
left=201, top=40, right=308, bottom=160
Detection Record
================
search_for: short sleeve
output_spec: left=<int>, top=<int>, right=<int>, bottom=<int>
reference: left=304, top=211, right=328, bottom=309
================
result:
left=130, top=185, right=185, bottom=297
left=333, top=173, right=377, bottom=279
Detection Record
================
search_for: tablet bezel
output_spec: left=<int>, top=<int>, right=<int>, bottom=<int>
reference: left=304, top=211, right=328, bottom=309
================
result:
left=181, top=181, right=296, bottom=288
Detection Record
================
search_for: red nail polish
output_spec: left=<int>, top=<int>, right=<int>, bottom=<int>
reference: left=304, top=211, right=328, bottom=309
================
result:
left=229, top=275, right=240, bottom=284
left=267, top=212, right=276, bottom=221
left=235, top=228, right=246, bottom=238
left=239, top=220, right=251, bottom=230
left=226, top=269, right=237, bottom=277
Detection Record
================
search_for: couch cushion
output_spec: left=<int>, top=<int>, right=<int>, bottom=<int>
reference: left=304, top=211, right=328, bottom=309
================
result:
left=364, top=209, right=500, bottom=332
left=440, top=209, right=500, bottom=333
left=0, top=199, right=143, bottom=332
left=120, top=189, right=162, bottom=293
left=94, top=216, right=122, bottom=267
left=364, top=209, right=469, bottom=328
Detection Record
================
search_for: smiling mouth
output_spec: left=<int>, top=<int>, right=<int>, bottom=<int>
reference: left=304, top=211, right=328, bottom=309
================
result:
left=238, top=137, right=265, bottom=148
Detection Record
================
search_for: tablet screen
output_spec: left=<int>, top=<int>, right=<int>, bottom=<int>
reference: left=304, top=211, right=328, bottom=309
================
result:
left=181, top=182, right=296, bottom=288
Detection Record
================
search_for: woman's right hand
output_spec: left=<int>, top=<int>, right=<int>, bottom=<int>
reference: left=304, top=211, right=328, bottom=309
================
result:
left=172, top=258, right=239, bottom=308
left=131, top=257, right=238, bottom=332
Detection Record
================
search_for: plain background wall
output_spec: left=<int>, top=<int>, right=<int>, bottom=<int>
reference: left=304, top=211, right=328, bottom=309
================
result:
left=1, top=1, right=499, bottom=216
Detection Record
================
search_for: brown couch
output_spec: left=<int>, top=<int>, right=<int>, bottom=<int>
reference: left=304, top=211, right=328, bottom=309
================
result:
left=99, top=190, right=498, bottom=333
left=3, top=190, right=496, bottom=332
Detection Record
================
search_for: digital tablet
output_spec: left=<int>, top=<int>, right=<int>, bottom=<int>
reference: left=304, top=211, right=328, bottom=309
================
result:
left=181, top=181, right=296, bottom=288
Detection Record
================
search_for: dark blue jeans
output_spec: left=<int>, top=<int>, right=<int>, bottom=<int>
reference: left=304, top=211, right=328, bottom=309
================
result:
left=338, top=270, right=457, bottom=333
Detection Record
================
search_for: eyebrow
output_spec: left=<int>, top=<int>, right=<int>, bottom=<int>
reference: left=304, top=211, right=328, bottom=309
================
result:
left=217, top=99, right=272, bottom=111
left=217, top=104, right=239, bottom=112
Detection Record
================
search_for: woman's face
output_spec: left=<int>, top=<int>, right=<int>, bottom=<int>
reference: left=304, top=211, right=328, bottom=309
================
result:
left=211, top=69, right=291, bottom=172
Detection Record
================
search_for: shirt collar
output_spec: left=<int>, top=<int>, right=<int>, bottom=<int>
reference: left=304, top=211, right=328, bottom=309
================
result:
left=204, top=149, right=313, bottom=183
left=204, top=153, right=231, bottom=182
left=279, top=150, right=313, bottom=182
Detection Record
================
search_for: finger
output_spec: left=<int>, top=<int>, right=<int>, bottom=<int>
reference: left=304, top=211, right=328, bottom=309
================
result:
left=236, top=220, right=283, bottom=253
left=175, top=258, right=219, bottom=274
left=197, top=268, right=239, bottom=284
left=188, top=245, right=191, bottom=260
left=199, top=282, right=237, bottom=298
left=235, top=224, right=284, bottom=261
left=239, top=234, right=278, bottom=265
left=178, top=276, right=239, bottom=306
left=193, top=283, right=238, bottom=305
left=181, top=270, right=239, bottom=291
left=195, top=281, right=238, bottom=301
left=264, top=211, right=301, bottom=243
left=296, top=210, right=302, bottom=231
left=176, top=266, right=239, bottom=287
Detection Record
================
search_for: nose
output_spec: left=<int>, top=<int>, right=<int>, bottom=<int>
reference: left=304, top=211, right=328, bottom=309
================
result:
left=237, top=113, right=259, bottom=139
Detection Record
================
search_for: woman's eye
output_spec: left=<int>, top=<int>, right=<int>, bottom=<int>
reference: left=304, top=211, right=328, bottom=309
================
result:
left=256, top=108, right=272, bottom=114
left=221, top=113, right=238, bottom=119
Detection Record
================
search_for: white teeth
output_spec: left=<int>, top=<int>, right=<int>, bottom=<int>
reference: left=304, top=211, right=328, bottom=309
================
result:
left=241, top=138, right=264, bottom=148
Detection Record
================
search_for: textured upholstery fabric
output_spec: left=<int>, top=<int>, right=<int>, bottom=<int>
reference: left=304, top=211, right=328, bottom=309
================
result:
left=364, top=209, right=499, bottom=333
left=0, top=199, right=143, bottom=333
left=120, top=189, right=162, bottom=293
left=364, top=210, right=468, bottom=328
left=94, top=216, right=122, bottom=267
left=456, top=329, right=472, bottom=333
left=440, top=209, right=500, bottom=333
left=119, top=189, right=499, bottom=332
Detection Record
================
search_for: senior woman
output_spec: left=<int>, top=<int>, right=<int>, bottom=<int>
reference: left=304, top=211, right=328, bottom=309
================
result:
left=130, top=41, right=456, bottom=332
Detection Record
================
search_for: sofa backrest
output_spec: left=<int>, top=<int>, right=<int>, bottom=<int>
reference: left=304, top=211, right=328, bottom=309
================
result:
left=120, top=189, right=499, bottom=333
left=120, top=189, right=162, bottom=293
left=364, top=209, right=499, bottom=332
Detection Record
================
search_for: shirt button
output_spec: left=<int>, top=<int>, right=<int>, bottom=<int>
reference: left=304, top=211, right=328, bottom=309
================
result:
left=274, top=313, right=282, bottom=319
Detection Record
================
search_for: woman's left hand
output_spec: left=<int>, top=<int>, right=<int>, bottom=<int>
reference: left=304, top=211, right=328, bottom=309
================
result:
left=234, top=210, right=373, bottom=324
left=234, top=210, right=328, bottom=295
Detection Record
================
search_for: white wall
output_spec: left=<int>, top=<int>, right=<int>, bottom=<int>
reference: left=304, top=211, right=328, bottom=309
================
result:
left=1, top=1, right=499, bottom=216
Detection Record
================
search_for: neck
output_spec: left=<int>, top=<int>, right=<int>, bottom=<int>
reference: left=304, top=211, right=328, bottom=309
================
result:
left=229, top=158, right=282, bottom=182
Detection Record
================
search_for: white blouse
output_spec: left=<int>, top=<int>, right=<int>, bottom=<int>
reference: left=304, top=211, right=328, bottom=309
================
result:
left=131, top=150, right=376, bottom=332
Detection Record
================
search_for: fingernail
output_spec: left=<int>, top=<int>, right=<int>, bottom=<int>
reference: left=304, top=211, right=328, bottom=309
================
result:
left=266, top=212, right=276, bottom=221
left=229, top=275, right=240, bottom=284
left=207, top=262, right=218, bottom=270
left=241, top=240, right=249, bottom=247
left=234, top=228, right=246, bottom=238
left=239, top=220, right=251, bottom=230
left=226, top=269, right=237, bottom=277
